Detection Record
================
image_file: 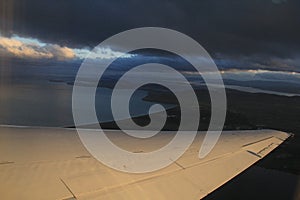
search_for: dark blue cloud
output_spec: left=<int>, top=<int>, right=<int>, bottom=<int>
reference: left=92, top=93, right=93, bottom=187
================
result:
left=0, top=0, right=299, bottom=72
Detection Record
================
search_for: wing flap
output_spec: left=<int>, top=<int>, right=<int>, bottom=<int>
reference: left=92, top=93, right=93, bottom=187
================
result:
left=243, top=137, right=282, bottom=158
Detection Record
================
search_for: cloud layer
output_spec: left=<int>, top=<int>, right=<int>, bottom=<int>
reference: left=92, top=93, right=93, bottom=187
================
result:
left=0, top=35, right=134, bottom=60
left=0, top=35, right=75, bottom=60
left=1, top=0, right=299, bottom=58
left=0, top=0, right=299, bottom=72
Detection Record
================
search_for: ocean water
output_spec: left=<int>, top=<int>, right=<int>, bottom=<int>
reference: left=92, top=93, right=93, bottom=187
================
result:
left=0, top=82, right=173, bottom=127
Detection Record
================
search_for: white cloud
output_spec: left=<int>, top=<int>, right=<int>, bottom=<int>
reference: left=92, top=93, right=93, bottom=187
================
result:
left=0, top=35, right=76, bottom=60
left=74, top=47, right=133, bottom=60
left=45, top=44, right=75, bottom=60
left=0, top=34, right=134, bottom=61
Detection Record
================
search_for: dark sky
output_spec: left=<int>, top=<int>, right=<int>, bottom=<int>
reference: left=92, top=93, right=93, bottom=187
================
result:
left=0, top=0, right=300, bottom=71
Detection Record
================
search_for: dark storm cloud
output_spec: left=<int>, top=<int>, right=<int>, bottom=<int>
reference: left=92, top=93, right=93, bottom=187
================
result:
left=0, top=0, right=300, bottom=69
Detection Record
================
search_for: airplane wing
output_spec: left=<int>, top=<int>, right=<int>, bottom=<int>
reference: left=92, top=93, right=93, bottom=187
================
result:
left=0, top=125, right=290, bottom=200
